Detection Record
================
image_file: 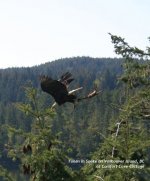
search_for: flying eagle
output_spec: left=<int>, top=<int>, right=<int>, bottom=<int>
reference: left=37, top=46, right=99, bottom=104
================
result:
left=40, top=72, right=77, bottom=105
left=40, top=72, right=101, bottom=106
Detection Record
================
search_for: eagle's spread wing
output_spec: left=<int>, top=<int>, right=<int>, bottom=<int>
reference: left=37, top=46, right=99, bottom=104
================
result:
left=40, top=75, right=76, bottom=105
left=59, top=72, right=74, bottom=87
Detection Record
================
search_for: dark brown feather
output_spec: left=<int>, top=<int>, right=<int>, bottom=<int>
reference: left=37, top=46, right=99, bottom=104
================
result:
left=40, top=73, right=76, bottom=105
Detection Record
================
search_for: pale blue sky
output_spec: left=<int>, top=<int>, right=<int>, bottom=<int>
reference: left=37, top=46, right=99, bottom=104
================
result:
left=0, top=0, right=150, bottom=68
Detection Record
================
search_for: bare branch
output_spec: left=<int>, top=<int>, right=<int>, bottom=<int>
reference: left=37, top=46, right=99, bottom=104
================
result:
left=111, top=122, right=121, bottom=157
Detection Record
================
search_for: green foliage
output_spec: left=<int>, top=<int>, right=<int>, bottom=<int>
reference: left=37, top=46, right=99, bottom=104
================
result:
left=83, top=35, right=150, bottom=180
left=1, top=85, right=75, bottom=181
left=0, top=57, right=123, bottom=180
left=0, top=165, right=15, bottom=181
left=1, top=50, right=149, bottom=180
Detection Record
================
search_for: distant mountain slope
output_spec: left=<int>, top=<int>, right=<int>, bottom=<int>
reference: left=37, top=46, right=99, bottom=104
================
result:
left=0, top=56, right=123, bottom=159
left=0, top=57, right=122, bottom=103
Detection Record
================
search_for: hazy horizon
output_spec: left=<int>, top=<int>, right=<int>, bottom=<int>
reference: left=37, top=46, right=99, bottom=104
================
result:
left=0, top=56, right=120, bottom=69
left=0, top=0, right=150, bottom=68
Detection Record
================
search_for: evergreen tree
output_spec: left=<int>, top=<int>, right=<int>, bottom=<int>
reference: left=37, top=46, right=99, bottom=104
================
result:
left=1, top=85, right=75, bottom=181
left=83, top=34, right=150, bottom=181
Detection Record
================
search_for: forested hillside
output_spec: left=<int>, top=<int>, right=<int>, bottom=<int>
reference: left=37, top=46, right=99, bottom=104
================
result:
left=0, top=47, right=149, bottom=181
left=0, top=57, right=122, bottom=128
left=0, top=57, right=123, bottom=178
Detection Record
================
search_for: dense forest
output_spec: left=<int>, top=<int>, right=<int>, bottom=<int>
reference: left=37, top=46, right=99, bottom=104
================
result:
left=0, top=35, right=150, bottom=180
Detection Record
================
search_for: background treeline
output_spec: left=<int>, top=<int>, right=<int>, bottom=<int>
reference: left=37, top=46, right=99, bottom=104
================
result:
left=0, top=45, right=150, bottom=180
left=0, top=57, right=123, bottom=159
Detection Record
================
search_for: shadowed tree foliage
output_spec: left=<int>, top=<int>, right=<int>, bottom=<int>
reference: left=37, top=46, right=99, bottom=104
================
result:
left=0, top=85, right=78, bottom=181
left=0, top=57, right=122, bottom=180
left=83, top=34, right=150, bottom=181
left=1, top=40, right=150, bottom=180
